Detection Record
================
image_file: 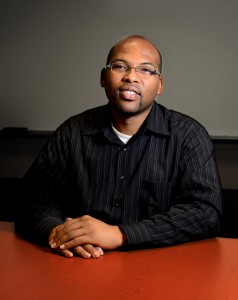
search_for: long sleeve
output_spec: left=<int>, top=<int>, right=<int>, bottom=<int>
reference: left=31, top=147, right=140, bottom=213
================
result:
left=120, top=126, right=223, bottom=247
left=15, top=124, right=72, bottom=244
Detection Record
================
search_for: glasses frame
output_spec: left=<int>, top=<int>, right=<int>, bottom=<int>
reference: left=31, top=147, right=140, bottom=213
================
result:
left=105, top=62, right=161, bottom=78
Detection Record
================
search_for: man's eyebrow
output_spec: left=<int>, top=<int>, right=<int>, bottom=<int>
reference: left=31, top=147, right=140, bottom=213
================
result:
left=111, top=59, right=157, bottom=67
left=141, top=62, right=157, bottom=67
left=110, top=59, right=127, bottom=64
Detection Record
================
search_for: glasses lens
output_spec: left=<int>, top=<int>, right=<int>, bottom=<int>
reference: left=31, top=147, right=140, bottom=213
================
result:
left=137, top=66, right=156, bottom=77
left=108, top=63, right=158, bottom=78
left=111, top=63, right=128, bottom=73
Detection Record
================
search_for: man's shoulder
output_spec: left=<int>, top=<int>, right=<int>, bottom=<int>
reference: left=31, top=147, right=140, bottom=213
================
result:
left=70, top=105, right=109, bottom=122
left=158, top=103, right=205, bottom=131
left=154, top=103, right=210, bottom=141
left=59, top=104, right=110, bottom=134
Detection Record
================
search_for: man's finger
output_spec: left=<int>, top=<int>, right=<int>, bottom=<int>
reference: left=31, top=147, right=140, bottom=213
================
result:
left=53, top=248, right=74, bottom=258
left=81, top=244, right=104, bottom=258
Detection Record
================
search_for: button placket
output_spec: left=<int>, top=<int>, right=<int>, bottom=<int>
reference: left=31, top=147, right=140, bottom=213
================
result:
left=112, top=147, right=128, bottom=209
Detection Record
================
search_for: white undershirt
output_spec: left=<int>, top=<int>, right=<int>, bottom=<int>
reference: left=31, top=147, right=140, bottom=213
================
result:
left=111, top=124, right=132, bottom=144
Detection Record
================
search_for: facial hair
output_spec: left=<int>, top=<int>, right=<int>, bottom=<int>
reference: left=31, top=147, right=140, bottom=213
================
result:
left=113, top=99, right=144, bottom=116
left=111, top=90, right=147, bottom=116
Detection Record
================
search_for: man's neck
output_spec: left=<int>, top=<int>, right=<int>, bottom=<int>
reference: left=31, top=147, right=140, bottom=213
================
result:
left=111, top=110, right=150, bottom=135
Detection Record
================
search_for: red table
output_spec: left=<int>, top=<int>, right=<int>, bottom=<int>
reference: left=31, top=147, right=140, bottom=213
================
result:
left=1, top=221, right=238, bottom=300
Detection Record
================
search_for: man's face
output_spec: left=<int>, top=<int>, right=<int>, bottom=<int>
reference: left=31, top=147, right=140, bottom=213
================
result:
left=101, top=38, right=163, bottom=117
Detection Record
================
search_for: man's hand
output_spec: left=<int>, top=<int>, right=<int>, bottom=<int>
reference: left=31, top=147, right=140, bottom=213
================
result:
left=49, top=215, right=127, bottom=257
left=49, top=218, right=104, bottom=259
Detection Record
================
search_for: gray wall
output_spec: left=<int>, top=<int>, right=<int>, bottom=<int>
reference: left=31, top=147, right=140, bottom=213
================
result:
left=1, top=0, right=238, bottom=136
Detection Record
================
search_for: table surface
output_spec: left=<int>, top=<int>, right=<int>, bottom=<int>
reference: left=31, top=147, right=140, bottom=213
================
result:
left=1, top=222, right=238, bottom=300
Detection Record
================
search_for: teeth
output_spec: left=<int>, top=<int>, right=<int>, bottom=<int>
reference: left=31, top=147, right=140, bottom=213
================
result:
left=124, top=90, right=136, bottom=94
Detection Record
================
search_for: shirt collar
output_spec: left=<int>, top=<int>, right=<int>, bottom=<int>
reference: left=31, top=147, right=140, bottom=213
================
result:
left=82, top=102, right=170, bottom=137
left=81, top=104, right=111, bottom=136
left=139, top=102, right=170, bottom=137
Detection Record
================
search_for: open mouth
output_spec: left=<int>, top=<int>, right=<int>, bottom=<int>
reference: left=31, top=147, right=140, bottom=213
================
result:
left=119, top=86, right=141, bottom=101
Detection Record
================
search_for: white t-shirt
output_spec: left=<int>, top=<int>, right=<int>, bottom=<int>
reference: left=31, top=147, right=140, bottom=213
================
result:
left=111, top=124, right=132, bottom=144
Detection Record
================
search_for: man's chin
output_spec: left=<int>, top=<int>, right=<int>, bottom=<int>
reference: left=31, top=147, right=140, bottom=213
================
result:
left=116, top=108, right=141, bottom=116
left=114, top=102, right=143, bottom=116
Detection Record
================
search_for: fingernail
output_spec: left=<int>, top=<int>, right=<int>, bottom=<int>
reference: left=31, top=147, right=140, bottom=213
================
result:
left=93, top=252, right=100, bottom=258
left=60, top=244, right=66, bottom=250
left=50, top=243, right=57, bottom=249
left=66, top=252, right=73, bottom=258
left=84, top=253, right=91, bottom=258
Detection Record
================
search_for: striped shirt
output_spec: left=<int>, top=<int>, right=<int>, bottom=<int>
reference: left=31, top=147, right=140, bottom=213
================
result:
left=16, top=102, right=223, bottom=247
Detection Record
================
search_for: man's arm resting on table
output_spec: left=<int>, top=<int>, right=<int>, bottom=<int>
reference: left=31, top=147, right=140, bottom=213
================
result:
left=119, top=201, right=222, bottom=247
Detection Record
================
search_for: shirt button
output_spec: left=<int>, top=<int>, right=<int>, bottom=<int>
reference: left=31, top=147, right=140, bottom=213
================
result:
left=120, top=176, right=124, bottom=179
left=123, top=148, right=127, bottom=151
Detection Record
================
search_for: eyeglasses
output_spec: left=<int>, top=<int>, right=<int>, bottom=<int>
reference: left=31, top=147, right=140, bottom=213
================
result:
left=105, top=62, right=161, bottom=78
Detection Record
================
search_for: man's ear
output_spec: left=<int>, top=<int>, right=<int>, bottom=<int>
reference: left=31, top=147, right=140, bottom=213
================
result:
left=157, top=75, right=164, bottom=96
left=100, top=68, right=106, bottom=87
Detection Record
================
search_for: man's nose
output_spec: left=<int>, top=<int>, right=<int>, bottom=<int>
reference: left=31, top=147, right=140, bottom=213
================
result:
left=122, top=67, right=139, bottom=82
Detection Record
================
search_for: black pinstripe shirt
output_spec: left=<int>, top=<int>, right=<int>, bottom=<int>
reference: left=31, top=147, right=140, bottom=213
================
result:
left=16, top=102, right=223, bottom=247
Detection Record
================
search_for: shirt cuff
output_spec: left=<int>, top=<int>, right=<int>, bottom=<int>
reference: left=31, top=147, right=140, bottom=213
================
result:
left=119, top=221, right=152, bottom=245
left=36, top=217, right=63, bottom=243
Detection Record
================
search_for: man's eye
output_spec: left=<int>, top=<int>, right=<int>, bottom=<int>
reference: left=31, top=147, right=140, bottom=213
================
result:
left=112, top=64, right=127, bottom=71
left=139, top=67, right=154, bottom=75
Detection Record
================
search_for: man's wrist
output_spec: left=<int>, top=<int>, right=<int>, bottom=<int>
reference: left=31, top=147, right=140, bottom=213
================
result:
left=115, top=226, right=128, bottom=247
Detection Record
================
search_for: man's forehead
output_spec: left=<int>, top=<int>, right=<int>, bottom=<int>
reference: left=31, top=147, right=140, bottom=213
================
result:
left=114, top=37, right=155, bottom=50
left=110, top=38, right=160, bottom=64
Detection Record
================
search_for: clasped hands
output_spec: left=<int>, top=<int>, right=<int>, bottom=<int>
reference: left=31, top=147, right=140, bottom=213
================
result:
left=49, top=215, right=126, bottom=259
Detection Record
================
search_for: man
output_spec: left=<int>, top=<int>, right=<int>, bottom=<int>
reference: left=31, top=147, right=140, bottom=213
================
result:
left=15, top=35, right=223, bottom=259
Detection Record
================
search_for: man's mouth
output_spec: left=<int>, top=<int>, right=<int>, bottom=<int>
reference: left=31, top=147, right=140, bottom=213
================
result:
left=118, top=87, right=141, bottom=101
